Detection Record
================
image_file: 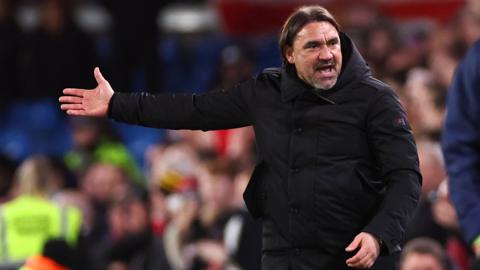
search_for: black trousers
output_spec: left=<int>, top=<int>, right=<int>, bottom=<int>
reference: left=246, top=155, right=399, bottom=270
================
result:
left=261, top=218, right=398, bottom=270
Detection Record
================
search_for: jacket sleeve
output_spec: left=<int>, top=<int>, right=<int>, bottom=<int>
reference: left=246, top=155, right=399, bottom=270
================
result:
left=107, top=78, right=256, bottom=131
left=442, top=41, right=480, bottom=244
left=362, top=89, right=422, bottom=254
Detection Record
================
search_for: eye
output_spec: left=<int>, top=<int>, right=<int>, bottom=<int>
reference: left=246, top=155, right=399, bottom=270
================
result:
left=304, top=42, right=319, bottom=49
left=328, top=39, right=339, bottom=46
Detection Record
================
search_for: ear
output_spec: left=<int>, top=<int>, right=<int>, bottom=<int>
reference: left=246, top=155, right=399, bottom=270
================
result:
left=285, top=47, right=295, bottom=64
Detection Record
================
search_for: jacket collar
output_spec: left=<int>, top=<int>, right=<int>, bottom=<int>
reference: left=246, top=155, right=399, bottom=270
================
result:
left=280, top=32, right=370, bottom=103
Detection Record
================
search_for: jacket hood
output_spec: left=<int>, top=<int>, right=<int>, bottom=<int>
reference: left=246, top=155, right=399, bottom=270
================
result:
left=333, top=32, right=371, bottom=90
left=281, top=32, right=371, bottom=102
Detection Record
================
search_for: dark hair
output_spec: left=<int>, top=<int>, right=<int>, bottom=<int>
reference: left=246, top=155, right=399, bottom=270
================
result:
left=43, top=239, right=75, bottom=268
left=279, top=5, right=340, bottom=65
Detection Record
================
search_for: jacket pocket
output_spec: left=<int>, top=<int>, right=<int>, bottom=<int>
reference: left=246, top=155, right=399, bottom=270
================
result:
left=243, top=161, right=266, bottom=219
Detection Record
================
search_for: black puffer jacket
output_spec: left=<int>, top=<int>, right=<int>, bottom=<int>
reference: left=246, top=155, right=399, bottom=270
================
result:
left=109, top=33, right=421, bottom=266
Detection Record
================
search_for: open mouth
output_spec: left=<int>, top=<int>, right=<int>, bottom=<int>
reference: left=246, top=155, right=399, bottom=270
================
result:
left=315, top=64, right=336, bottom=76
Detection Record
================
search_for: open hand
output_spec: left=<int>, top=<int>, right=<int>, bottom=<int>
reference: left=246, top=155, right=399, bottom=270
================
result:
left=59, top=67, right=114, bottom=117
left=345, top=232, right=381, bottom=269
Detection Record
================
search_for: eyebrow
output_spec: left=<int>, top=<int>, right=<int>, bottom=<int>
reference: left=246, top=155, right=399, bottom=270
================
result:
left=302, top=37, right=339, bottom=48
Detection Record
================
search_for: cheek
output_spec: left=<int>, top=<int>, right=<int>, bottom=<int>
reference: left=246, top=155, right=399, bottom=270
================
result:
left=335, top=51, right=342, bottom=67
left=296, top=54, right=315, bottom=70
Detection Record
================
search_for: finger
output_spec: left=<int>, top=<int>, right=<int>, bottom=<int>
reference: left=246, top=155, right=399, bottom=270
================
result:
left=63, top=88, right=86, bottom=97
left=94, top=67, right=106, bottom=84
left=346, top=235, right=361, bottom=252
left=349, top=253, right=374, bottom=269
left=59, top=96, right=83, bottom=104
left=66, top=109, right=87, bottom=116
left=346, top=246, right=368, bottom=265
left=61, top=104, right=84, bottom=111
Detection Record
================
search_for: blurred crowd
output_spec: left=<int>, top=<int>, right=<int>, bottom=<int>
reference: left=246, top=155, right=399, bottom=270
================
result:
left=1, top=0, right=480, bottom=269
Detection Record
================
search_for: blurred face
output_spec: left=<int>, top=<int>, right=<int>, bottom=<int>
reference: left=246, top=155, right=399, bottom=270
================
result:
left=72, top=124, right=100, bottom=150
left=108, top=204, right=127, bottom=238
left=417, top=144, right=446, bottom=197
left=82, top=164, right=127, bottom=203
left=286, top=21, right=342, bottom=90
left=401, top=253, right=444, bottom=270
left=126, top=200, right=149, bottom=233
left=199, top=171, right=233, bottom=207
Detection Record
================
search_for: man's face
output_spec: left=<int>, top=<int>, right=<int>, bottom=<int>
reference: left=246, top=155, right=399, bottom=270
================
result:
left=286, top=21, right=342, bottom=90
left=401, top=253, right=445, bottom=270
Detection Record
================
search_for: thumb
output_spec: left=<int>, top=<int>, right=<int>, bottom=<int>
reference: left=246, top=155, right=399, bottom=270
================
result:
left=94, top=67, right=106, bottom=85
left=346, top=234, right=362, bottom=252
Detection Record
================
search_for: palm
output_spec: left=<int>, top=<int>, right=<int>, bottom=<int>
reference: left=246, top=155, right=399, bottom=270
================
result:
left=59, top=67, right=114, bottom=117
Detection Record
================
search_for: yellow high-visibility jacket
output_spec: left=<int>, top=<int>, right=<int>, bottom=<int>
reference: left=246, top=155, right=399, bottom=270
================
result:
left=0, top=196, right=81, bottom=267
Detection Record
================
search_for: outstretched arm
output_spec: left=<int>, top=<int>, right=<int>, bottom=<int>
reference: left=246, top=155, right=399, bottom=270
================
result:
left=59, top=67, right=114, bottom=117
left=59, top=67, right=255, bottom=131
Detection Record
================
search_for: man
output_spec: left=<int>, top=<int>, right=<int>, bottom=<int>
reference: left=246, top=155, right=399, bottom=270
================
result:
left=59, top=6, right=421, bottom=269
left=442, top=40, right=480, bottom=264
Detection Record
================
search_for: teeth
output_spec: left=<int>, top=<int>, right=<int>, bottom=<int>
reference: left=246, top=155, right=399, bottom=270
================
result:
left=316, top=66, right=334, bottom=73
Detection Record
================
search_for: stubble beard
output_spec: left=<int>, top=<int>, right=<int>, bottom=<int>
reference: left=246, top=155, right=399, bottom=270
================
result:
left=311, top=76, right=338, bottom=90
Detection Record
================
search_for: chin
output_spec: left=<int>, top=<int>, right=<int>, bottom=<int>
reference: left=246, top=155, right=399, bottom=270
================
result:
left=313, top=81, right=336, bottom=90
left=311, top=76, right=338, bottom=90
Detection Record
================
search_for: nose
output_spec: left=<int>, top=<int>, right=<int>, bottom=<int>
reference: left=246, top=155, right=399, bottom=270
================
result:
left=317, top=46, right=333, bottom=61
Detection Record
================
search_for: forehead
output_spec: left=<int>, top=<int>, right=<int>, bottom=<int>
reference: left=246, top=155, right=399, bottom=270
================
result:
left=294, top=21, right=339, bottom=43
left=404, top=253, right=442, bottom=269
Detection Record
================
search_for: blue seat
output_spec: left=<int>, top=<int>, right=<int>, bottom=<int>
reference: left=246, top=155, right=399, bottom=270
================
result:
left=190, top=36, right=230, bottom=92
left=1, top=98, right=71, bottom=161
left=159, top=35, right=230, bottom=93
left=0, top=127, right=33, bottom=162
left=32, top=120, right=72, bottom=156
left=254, top=35, right=281, bottom=72
left=5, top=98, right=63, bottom=132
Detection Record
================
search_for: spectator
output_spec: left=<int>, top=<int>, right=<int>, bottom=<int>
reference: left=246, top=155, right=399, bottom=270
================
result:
left=405, top=139, right=470, bottom=269
left=20, top=239, right=76, bottom=270
left=164, top=158, right=260, bottom=270
left=0, top=156, right=82, bottom=269
left=64, top=116, right=143, bottom=184
left=78, top=162, right=132, bottom=270
left=107, top=188, right=173, bottom=270
left=403, top=69, right=446, bottom=140
left=432, top=181, right=471, bottom=270
left=362, top=22, right=398, bottom=80
left=400, top=237, right=450, bottom=270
